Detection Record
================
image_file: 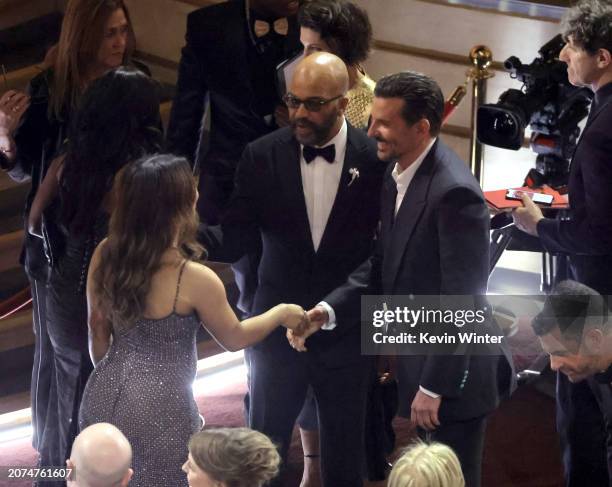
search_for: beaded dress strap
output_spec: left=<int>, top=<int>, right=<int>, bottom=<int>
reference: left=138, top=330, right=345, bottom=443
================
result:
left=172, top=259, right=188, bottom=313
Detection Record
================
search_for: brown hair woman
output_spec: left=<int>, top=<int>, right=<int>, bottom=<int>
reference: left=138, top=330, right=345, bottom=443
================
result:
left=79, top=154, right=307, bottom=487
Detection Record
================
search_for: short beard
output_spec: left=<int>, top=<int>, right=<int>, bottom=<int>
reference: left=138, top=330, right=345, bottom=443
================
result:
left=291, top=113, right=338, bottom=146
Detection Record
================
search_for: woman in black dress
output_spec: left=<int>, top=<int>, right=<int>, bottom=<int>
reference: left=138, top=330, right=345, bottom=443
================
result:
left=29, top=66, right=161, bottom=474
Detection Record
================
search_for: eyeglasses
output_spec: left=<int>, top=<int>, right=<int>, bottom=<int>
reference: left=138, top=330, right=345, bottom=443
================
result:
left=283, top=93, right=343, bottom=112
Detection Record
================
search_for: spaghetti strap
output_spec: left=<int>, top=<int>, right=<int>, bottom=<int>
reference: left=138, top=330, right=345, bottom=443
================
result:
left=172, top=259, right=188, bottom=313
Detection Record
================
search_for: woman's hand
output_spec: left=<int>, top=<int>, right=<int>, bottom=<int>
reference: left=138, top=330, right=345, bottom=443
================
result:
left=0, top=90, right=30, bottom=136
left=0, top=90, right=29, bottom=161
left=281, top=304, right=309, bottom=335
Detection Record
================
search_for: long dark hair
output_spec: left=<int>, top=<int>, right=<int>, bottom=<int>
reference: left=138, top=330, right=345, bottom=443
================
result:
left=94, top=154, right=204, bottom=328
left=59, top=66, right=162, bottom=233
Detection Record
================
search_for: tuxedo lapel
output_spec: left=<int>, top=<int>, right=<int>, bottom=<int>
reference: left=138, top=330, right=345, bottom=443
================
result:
left=317, top=127, right=365, bottom=253
left=383, top=147, right=438, bottom=290
left=275, top=135, right=315, bottom=255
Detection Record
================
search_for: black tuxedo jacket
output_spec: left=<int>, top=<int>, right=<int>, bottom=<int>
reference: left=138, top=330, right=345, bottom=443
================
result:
left=326, top=140, right=515, bottom=421
left=538, top=82, right=612, bottom=294
left=201, top=125, right=386, bottom=367
left=166, top=1, right=301, bottom=170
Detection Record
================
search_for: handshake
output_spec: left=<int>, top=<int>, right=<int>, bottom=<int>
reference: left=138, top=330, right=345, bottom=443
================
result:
left=281, top=304, right=329, bottom=352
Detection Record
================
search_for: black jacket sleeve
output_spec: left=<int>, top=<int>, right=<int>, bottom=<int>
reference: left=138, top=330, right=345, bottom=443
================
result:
left=537, top=119, right=612, bottom=256
left=166, top=13, right=209, bottom=166
left=197, top=142, right=261, bottom=262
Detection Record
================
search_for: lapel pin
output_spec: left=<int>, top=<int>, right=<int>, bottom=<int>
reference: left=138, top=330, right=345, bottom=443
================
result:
left=348, top=167, right=360, bottom=187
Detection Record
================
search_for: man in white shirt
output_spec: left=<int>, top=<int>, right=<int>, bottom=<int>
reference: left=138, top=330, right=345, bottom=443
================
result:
left=295, top=71, right=514, bottom=487
left=200, top=52, right=386, bottom=486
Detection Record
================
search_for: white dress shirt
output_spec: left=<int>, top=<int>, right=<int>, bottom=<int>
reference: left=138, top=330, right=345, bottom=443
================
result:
left=300, top=119, right=348, bottom=251
left=301, top=119, right=347, bottom=331
left=391, top=138, right=436, bottom=215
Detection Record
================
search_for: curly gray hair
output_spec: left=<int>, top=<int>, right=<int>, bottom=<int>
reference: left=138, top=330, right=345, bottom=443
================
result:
left=562, top=0, right=612, bottom=54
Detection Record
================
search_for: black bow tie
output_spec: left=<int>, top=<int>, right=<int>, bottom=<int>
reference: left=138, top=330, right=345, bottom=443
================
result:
left=303, top=144, right=335, bottom=164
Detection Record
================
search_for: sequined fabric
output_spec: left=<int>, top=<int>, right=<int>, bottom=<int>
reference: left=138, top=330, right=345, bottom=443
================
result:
left=345, top=72, right=375, bottom=130
left=79, top=312, right=202, bottom=486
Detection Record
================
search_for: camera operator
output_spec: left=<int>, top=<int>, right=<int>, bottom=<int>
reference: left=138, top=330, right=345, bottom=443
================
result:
left=513, top=1, right=612, bottom=485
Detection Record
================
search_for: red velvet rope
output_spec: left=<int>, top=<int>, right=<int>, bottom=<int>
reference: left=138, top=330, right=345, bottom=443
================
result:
left=0, top=287, right=32, bottom=321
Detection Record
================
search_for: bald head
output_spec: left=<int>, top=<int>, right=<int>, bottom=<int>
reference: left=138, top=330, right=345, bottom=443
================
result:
left=68, top=423, right=133, bottom=487
left=291, top=52, right=349, bottom=97
left=287, top=52, right=349, bottom=146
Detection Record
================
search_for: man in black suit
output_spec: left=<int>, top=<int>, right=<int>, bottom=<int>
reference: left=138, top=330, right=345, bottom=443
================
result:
left=294, top=71, right=514, bottom=487
left=201, top=52, right=385, bottom=487
left=513, top=2, right=612, bottom=484
left=531, top=280, right=612, bottom=485
left=167, top=0, right=301, bottom=224
left=167, top=0, right=302, bottom=318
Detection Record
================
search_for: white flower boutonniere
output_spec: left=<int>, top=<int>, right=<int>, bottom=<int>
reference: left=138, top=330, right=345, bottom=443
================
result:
left=348, top=167, right=360, bottom=187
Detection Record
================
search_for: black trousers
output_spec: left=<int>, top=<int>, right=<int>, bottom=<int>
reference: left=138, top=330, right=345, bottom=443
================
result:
left=39, top=283, right=92, bottom=473
left=30, top=278, right=53, bottom=452
left=297, top=365, right=399, bottom=482
left=418, top=415, right=487, bottom=487
left=248, top=348, right=370, bottom=487
left=556, top=373, right=612, bottom=487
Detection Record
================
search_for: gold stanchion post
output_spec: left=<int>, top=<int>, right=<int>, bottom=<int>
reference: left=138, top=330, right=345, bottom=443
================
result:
left=468, top=45, right=494, bottom=186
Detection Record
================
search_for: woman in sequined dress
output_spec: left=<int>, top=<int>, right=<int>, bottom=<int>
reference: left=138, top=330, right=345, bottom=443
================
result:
left=79, top=154, right=308, bottom=486
left=28, top=66, right=162, bottom=475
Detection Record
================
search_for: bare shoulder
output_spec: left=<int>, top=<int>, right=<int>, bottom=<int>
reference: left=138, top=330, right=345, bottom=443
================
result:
left=181, top=260, right=225, bottom=298
left=90, top=238, right=109, bottom=266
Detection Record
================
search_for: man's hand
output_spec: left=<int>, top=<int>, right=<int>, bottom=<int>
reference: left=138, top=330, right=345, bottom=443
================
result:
left=286, top=306, right=328, bottom=352
left=512, top=194, right=544, bottom=236
left=410, top=390, right=442, bottom=431
left=307, top=306, right=329, bottom=329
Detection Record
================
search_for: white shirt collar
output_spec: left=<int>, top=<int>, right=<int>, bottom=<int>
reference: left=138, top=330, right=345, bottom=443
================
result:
left=391, top=137, right=436, bottom=191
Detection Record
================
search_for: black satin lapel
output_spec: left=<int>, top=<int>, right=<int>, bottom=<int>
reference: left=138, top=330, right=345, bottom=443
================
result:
left=276, top=138, right=315, bottom=254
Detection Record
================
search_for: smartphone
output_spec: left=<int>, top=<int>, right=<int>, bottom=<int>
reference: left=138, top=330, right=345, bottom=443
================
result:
left=506, top=189, right=554, bottom=205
